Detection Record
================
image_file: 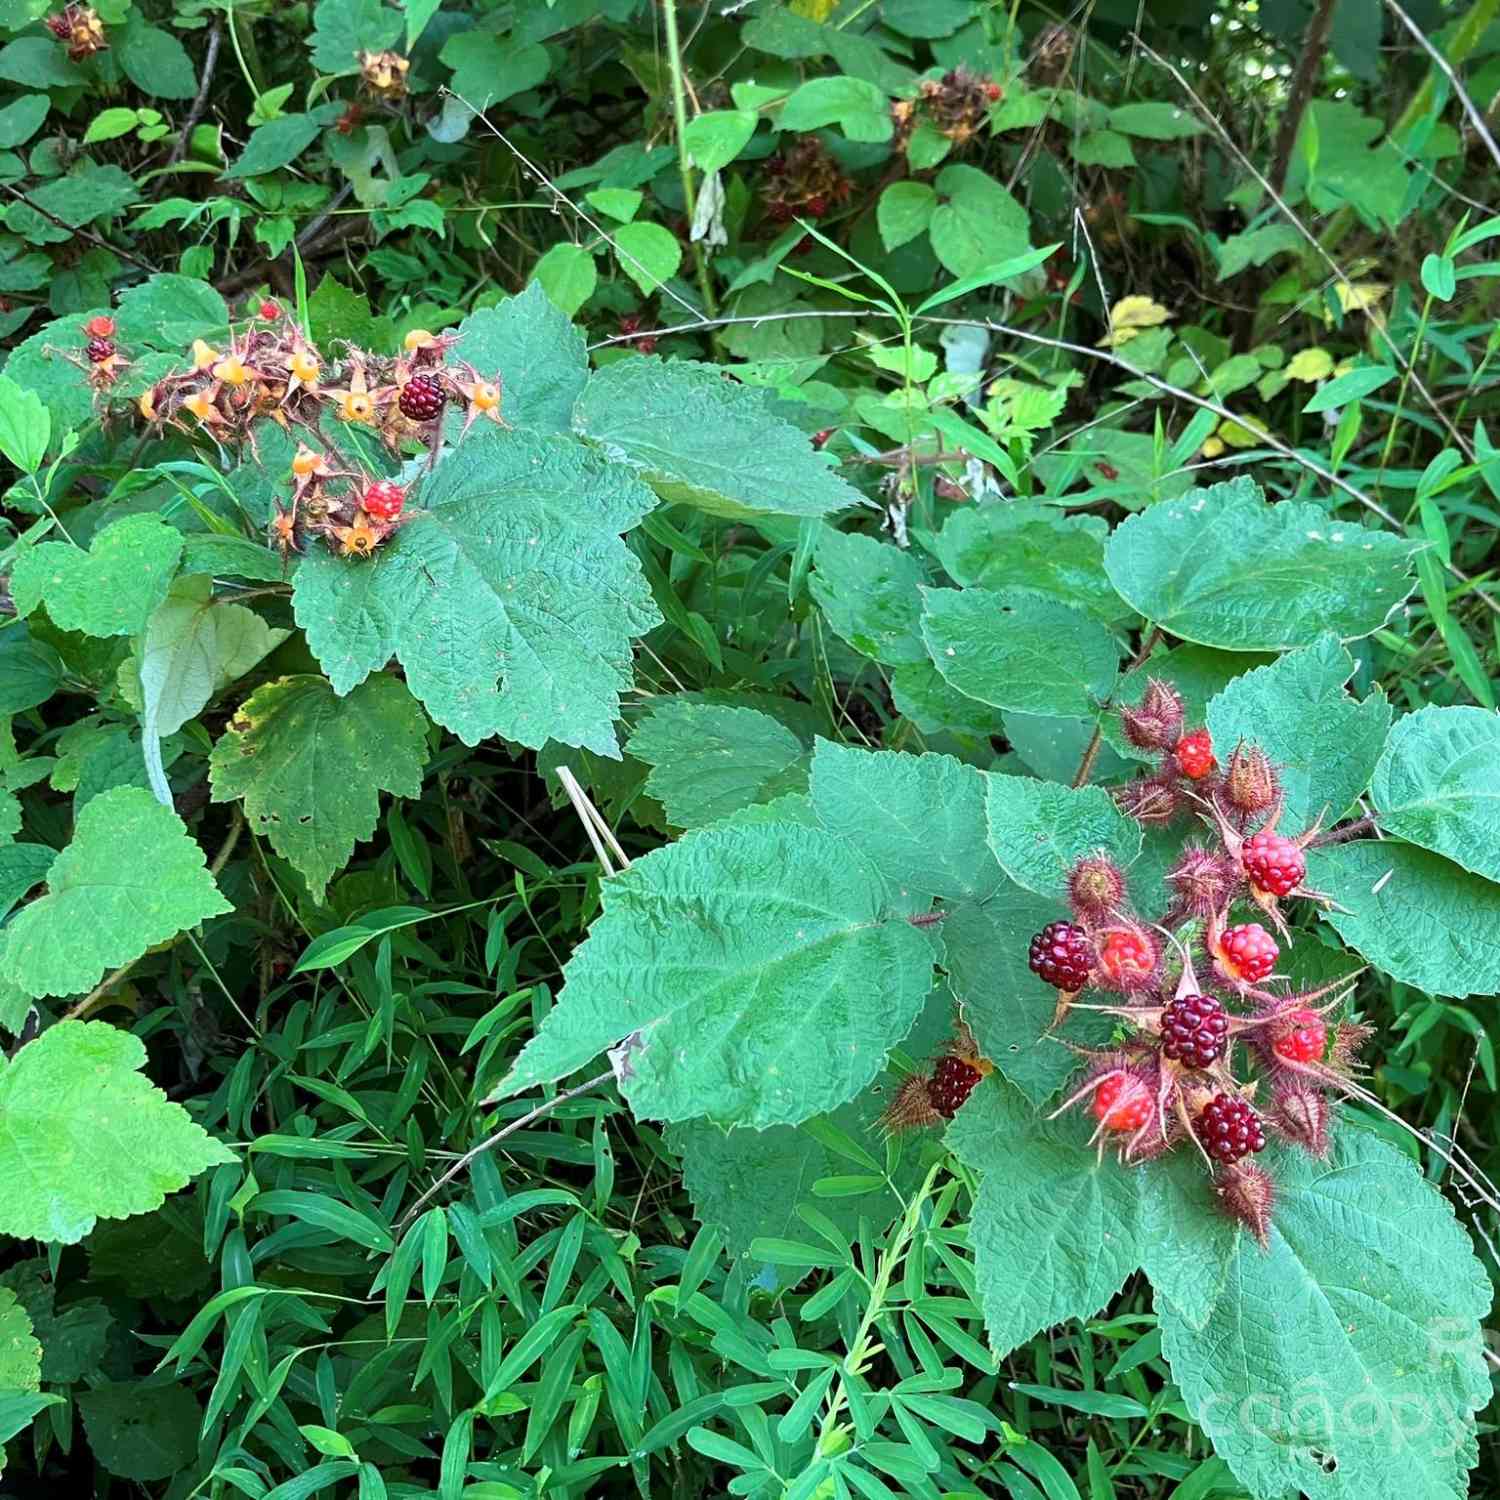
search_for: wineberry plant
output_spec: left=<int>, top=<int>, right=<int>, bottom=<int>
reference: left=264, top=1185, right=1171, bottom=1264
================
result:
left=2, top=0, right=1500, bottom=1494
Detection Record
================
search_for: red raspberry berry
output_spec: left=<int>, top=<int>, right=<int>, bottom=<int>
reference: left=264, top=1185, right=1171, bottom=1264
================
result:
left=1197, top=1093, right=1266, bottom=1164
left=362, top=480, right=405, bottom=521
left=1091, top=1074, right=1152, bottom=1132
left=1174, top=728, right=1216, bottom=780
left=85, top=336, right=114, bottom=363
left=926, top=1055, right=982, bottom=1119
left=984, top=82, right=1002, bottom=101
left=1028, top=921, right=1093, bottom=992
left=399, top=373, right=446, bottom=422
left=1242, top=829, right=1305, bottom=898
left=811, top=427, right=836, bottom=450
left=806, top=194, right=829, bottom=217
left=1219, top=923, right=1278, bottom=985
left=1097, top=928, right=1156, bottom=989
left=1161, top=992, right=1230, bottom=1068
left=258, top=298, right=281, bottom=320
left=83, top=313, right=115, bottom=338
left=1272, top=1010, right=1327, bottom=1064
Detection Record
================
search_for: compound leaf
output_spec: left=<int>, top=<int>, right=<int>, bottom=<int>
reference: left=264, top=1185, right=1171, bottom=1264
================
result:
left=497, top=822, right=934, bottom=1127
left=1309, top=840, right=1500, bottom=999
left=0, top=787, right=231, bottom=1000
left=1207, top=635, right=1391, bottom=828
left=0, top=1021, right=235, bottom=1243
left=1370, top=705, right=1500, bottom=884
left=573, top=356, right=867, bottom=521
left=1104, top=478, right=1417, bottom=649
left=630, top=701, right=806, bottom=830
left=209, top=674, right=429, bottom=901
left=1160, top=1129, right=1490, bottom=1500
left=921, top=587, right=1119, bottom=718
left=293, top=429, right=660, bottom=754
left=948, top=1080, right=1143, bottom=1360
left=10, top=515, right=183, bottom=639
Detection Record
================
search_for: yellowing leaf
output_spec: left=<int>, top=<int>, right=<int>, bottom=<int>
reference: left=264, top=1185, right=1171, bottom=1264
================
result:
left=1285, top=347, right=1334, bottom=382
left=1336, top=280, right=1389, bottom=313
left=1098, top=295, right=1171, bottom=348
left=790, top=0, right=837, bottom=16
left=1200, top=434, right=1226, bottom=458
left=1217, top=415, right=1269, bottom=448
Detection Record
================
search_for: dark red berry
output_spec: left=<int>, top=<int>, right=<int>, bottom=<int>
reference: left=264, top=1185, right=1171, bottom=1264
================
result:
left=1219, top=923, right=1278, bottom=985
left=258, top=298, right=281, bottom=319
left=1097, top=928, right=1156, bottom=990
left=811, top=427, right=836, bottom=450
left=399, top=373, right=445, bottom=422
left=1243, top=829, right=1305, bottom=898
left=1091, top=1073, right=1152, bottom=1132
left=1028, top=921, right=1093, bottom=992
left=362, top=479, right=405, bottom=521
left=1198, top=1093, right=1266, bottom=1164
left=1272, top=1009, right=1327, bottom=1064
left=1174, top=728, right=1216, bottom=780
left=805, top=194, right=829, bottom=217
left=86, top=336, right=114, bottom=363
left=1161, top=992, right=1230, bottom=1068
left=926, top=1055, right=982, bottom=1119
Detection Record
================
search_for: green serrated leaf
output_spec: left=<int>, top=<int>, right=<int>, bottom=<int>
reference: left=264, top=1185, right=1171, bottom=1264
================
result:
left=932, top=503, right=1126, bottom=622
left=498, top=822, right=934, bottom=1127
left=209, top=674, right=429, bottom=902
left=984, top=773, right=1143, bottom=901
left=449, top=283, right=588, bottom=435
left=0, top=1022, right=235, bottom=1242
left=0, top=1287, right=39, bottom=1393
left=1160, top=1128, right=1490, bottom=1500
left=1369, top=705, right=1500, bottom=884
left=292, top=430, right=659, bottom=754
left=1206, top=636, right=1390, bottom=829
left=10, top=515, right=183, bottom=638
left=630, top=701, right=805, bottom=830
left=810, top=527, right=927, bottom=664
left=1310, top=839, right=1500, bottom=999
left=0, top=787, right=231, bottom=1000
left=573, top=357, right=867, bottom=521
left=948, top=1080, right=1142, bottom=1359
left=921, top=587, right=1119, bottom=719
left=1104, top=478, right=1417, bottom=649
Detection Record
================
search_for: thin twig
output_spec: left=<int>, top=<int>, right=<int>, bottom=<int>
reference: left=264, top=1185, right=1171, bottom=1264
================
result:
left=0, top=184, right=159, bottom=275
left=63, top=810, right=245, bottom=1022
left=556, top=765, right=617, bottom=875
left=395, top=1068, right=615, bottom=1232
left=1268, top=0, right=1338, bottom=196
left=166, top=19, right=223, bottom=168
left=1385, top=0, right=1500, bottom=179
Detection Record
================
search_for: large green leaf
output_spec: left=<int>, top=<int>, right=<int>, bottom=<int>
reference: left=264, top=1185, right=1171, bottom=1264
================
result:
left=448, top=283, right=588, bottom=435
left=1206, top=636, right=1391, bottom=829
left=810, top=741, right=1002, bottom=908
left=293, top=430, right=660, bottom=754
left=308, top=0, right=402, bottom=73
left=1103, top=479, right=1417, bottom=649
left=932, top=504, right=1126, bottom=621
left=920, top=587, right=1119, bottom=717
left=810, top=527, right=928, bottom=665
left=0, top=788, right=231, bottom=1000
left=630, top=701, right=806, bottom=830
left=0, top=1288, right=38, bottom=1393
left=948, top=1081, right=1143, bottom=1359
left=10, top=515, right=183, bottom=639
left=77, top=1381, right=201, bottom=1481
left=0, top=1022, right=235, bottom=1243
left=1160, top=1130, right=1490, bottom=1500
left=929, top=165, right=1031, bottom=279
left=209, top=674, right=429, bottom=902
left=985, top=774, right=1142, bottom=901
left=497, top=822, right=934, bottom=1127
left=572, top=357, right=867, bottom=521
left=1370, top=705, right=1500, bottom=883
left=1309, top=840, right=1500, bottom=999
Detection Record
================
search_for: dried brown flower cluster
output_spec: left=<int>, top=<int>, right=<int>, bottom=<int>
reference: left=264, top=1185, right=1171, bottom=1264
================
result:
left=892, top=66, right=1001, bottom=153
left=761, top=138, right=854, bottom=223
left=45, top=3, right=106, bottom=60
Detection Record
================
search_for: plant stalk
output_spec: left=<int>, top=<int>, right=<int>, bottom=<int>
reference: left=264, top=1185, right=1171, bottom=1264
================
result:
left=661, top=0, right=719, bottom=320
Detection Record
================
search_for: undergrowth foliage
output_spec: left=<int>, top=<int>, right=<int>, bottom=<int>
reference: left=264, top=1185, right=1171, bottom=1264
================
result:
left=1, top=0, right=1500, bottom=1496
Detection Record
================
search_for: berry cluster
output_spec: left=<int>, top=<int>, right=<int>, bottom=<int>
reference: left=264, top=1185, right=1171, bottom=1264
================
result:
left=1023, top=681, right=1370, bottom=1248
left=761, top=138, right=854, bottom=223
left=881, top=1022, right=994, bottom=1133
left=44, top=3, right=106, bottom=60
left=892, top=66, right=1002, bottom=153
left=62, top=306, right=511, bottom=562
